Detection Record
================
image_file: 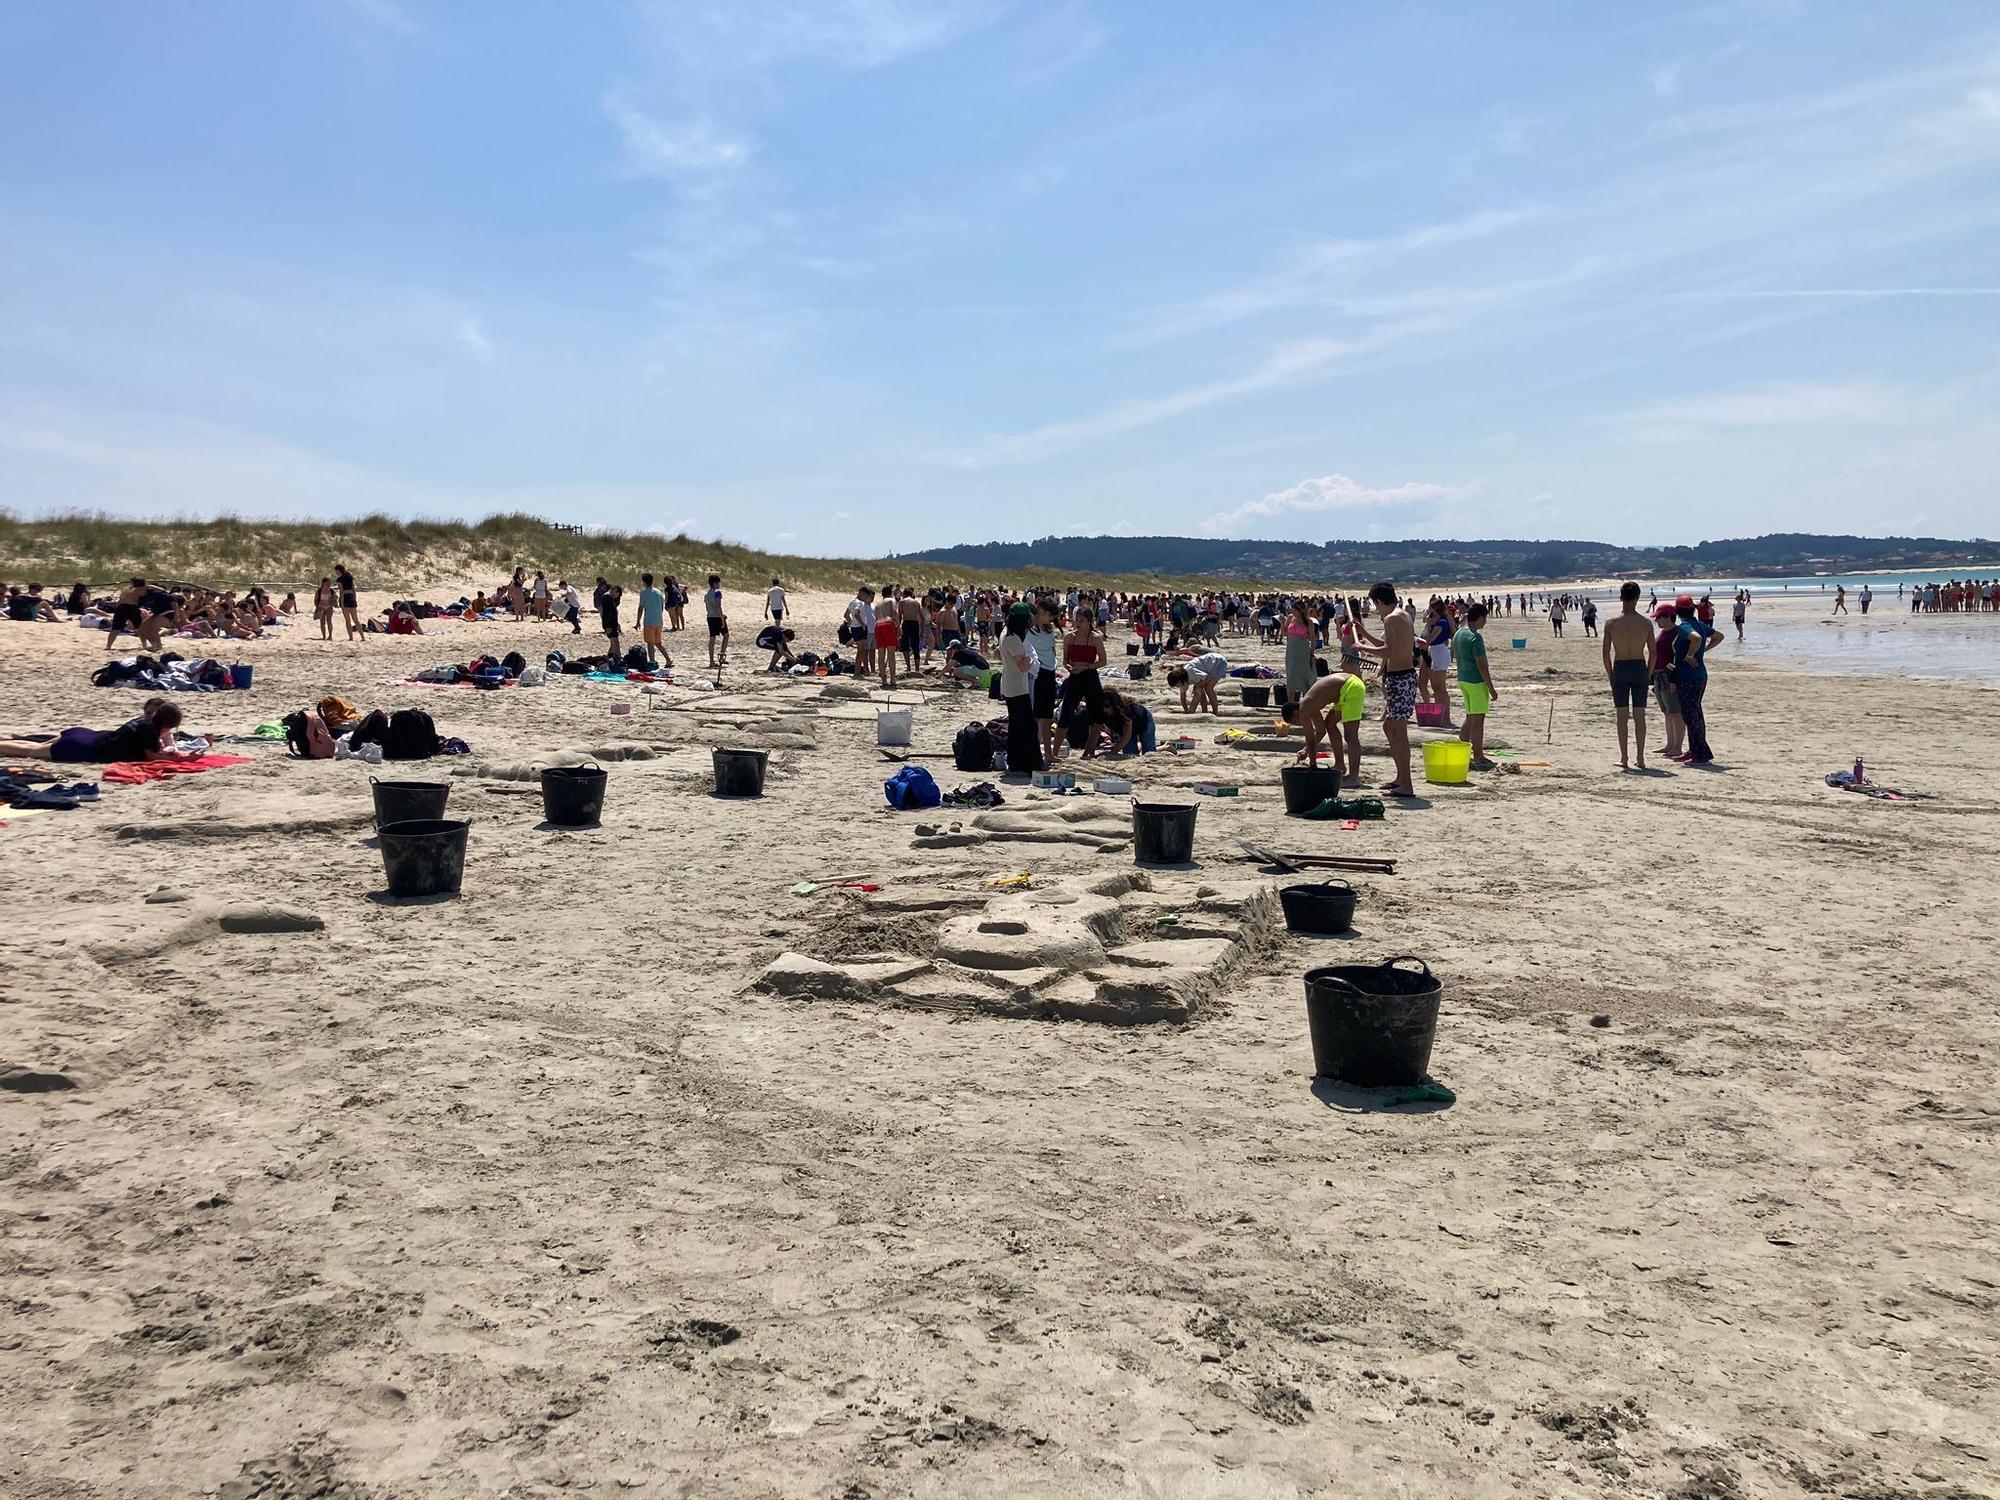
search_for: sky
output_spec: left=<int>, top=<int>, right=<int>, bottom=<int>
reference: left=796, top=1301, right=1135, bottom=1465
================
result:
left=1, top=0, right=1997, bottom=555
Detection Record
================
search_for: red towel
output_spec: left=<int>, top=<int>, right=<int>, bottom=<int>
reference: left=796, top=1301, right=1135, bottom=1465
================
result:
left=100, top=754, right=254, bottom=785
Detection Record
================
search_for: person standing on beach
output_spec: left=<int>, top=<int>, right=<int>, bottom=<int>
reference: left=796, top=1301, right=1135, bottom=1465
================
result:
left=1859, top=583, right=1872, bottom=615
left=872, top=588, right=899, bottom=687
left=1353, top=581, right=1417, bottom=797
left=765, top=577, right=786, bottom=630
left=1670, top=595, right=1719, bottom=765
left=1453, top=602, right=1496, bottom=770
left=1833, top=585, right=1848, bottom=616
left=1603, top=582, right=1655, bottom=772
left=336, top=565, right=361, bottom=641
left=898, top=587, right=924, bottom=677
left=1028, top=600, right=1061, bottom=764
left=634, top=573, right=671, bottom=669
left=559, top=578, right=582, bottom=634
left=846, top=587, right=876, bottom=676
left=531, top=570, right=550, bottom=620
left=997, top=603, right=1043, bottom=775
left=704, top=574, right=728, bottom=670
left=313, top=576, right=336, bottom=641
left=1732, top=590, right=1747, bottom=642
left=1548, top=597, right=1565, bottom=637
left=596, top=579, right=623, bottom=661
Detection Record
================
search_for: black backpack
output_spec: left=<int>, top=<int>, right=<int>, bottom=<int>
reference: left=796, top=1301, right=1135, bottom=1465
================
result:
left=384, top=708, right=439, bottom=761
left=953, top=722, right=995, bottom=772
left=622, top=645, right=650, bottom=671
left=501, top=651, right=526, bottom=677
left=351, top=709, right=391, bottom=748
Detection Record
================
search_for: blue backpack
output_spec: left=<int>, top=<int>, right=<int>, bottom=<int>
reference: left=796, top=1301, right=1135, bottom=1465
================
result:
left=883, top=765, right=942, bottom=810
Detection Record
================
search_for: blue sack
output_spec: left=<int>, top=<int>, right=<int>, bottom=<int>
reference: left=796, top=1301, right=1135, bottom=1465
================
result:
left=884, top=765, right=942, bottom=810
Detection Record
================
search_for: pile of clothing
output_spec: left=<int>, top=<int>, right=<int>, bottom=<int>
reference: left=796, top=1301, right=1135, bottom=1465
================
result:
left=91, top=654, right=240, bottom=692
left=408, top=652, right=529, bottom=688
left=2, top=767, right=99, bottom=810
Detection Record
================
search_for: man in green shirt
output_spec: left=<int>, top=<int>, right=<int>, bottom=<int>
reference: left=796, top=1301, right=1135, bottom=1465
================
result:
left=1452, top=602, right=1497, bottom=770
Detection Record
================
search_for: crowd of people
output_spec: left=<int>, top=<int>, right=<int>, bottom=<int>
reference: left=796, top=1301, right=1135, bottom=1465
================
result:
left=1905, top=579, right=1998, bottom=612
left=6, top=556, right=1768, bottom=788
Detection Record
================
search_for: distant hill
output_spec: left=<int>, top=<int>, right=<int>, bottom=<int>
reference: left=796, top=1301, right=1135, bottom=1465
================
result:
left=896, top=532, right=2000, bottom=584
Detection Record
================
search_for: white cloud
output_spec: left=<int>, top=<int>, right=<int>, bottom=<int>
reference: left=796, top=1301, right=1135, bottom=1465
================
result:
left=334, top=0, right=417, bottom=38
left=605, top=97, right=752, bottom=182
left=1202, top=474, right=1475, bottom=537
left=960, top=321, right=1434, bottom=467
left=1616, top=380, right=1908, bottom=434
left=1650, top=60, right=1685, bottom=99
left=644, top=0, right=997, bottom=74
left=455, top=315, right=494, bottom=363
left=1121, top=206, right=1542, bottom=347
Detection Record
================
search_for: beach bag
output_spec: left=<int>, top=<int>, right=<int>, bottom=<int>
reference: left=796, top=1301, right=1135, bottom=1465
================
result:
left=837, top=622, right=854, bottom=645
left=884, top=765, right=942, bottom=810
left=517, top=664, right=546, bottom=686
left=350, top=709, right=390, bottom=748
left=501, top=651, right=526, bottom=677
left=622, top=646, right=650, bottom=671
left=282, top=709, right=335, bottom=759
left=384, top=708, right=439, bottom=761
left=953, top=722, right=995, bottom=773
left=318, top=694, right=361, bottom=730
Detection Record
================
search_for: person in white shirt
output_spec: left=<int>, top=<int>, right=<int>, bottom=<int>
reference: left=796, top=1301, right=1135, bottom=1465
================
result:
left=846, top=587, right=876, bottom=674
left=766, top=578, right=787, bottom=626
left=1028, top=600, right=1061, bottom=764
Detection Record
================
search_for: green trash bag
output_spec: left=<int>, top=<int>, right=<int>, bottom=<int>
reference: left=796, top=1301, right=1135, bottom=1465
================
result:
left=1303, top=796, right=1385, bottom=821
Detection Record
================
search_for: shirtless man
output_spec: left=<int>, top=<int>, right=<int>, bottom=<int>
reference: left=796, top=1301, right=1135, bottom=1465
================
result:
left=1602, top=580, right=1656, bottom=772
left=1352, top=581, right=1417, bottom=796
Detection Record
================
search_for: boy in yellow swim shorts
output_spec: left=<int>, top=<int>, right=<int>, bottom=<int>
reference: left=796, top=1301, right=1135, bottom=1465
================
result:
left=1294, top=648, right=1370, bottom=785
left=1452, top=602, right=1497, bottom=769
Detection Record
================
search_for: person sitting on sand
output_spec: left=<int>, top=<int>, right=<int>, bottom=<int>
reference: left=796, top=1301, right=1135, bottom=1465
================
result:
left=277, top=591, right=298, bottom=615
left=0, top=699, right=185, bottom=764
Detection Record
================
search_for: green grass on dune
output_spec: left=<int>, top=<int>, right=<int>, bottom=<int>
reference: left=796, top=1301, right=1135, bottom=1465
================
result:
left=0, top=510, right=1262, bottom=596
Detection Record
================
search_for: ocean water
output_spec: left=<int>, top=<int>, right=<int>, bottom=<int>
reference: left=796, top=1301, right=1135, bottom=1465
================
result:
left=1736, top=611, right=2000, bottom=686
left=1641, top=565, right=2000, bottom=595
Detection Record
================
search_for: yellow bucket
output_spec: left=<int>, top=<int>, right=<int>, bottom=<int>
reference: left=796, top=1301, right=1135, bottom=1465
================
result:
left=1423, top=739, right=1472, bottom=785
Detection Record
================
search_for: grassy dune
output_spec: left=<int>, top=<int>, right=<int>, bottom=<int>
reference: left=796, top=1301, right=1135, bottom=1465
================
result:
left=0, top=511, right=1237, bottom=595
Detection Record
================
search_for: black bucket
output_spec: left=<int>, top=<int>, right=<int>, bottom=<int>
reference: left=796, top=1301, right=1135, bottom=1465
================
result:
left=1129, top=660, right=1152, bottom=680
left=378, top=818, right=468, bottom=899
left=712, top=747, right=769, bottom=798
left=1242, top=684, right=1271, bottom=708
left=540, top=763, right=606, bottom=826
left=1281, top=764, right=1340, bottom=816
left=1279, top=880, right=1358, bottom=935
left=1125, top=642, right=1140, bottom=656
left=1132, top=801, right=1197, bottom=865
left=1303, top=956, right=1440, bottom=1085
left=370, top=777, right=449, bottom=829
left=1274, top=683, right=1290, bottom=708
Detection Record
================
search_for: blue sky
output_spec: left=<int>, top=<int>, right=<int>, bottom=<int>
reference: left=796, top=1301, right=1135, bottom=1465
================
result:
left=2, top=0, right=1997, bottom=554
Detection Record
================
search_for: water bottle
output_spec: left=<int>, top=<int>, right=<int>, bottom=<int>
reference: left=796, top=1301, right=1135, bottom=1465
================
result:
left=1853, top=757, right=1865, bottom=784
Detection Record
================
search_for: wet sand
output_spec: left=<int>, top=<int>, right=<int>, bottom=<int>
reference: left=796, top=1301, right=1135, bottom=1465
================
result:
left=3, top=588, right=1997, bottom=1499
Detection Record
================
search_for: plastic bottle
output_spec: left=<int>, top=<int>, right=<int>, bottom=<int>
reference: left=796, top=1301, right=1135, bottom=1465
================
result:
left=1853, top=757, right=1865, bottom=784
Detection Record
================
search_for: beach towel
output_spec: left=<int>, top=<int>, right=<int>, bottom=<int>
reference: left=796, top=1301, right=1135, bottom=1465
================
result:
left=100, top=754, right=254, bottom=785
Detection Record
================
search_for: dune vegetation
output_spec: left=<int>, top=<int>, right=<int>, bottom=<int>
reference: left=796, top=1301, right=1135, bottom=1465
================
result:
left=0, top=511, right=1225, bottom=595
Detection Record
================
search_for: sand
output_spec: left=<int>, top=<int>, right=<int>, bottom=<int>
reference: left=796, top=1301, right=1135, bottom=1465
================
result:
left=3, top=585, right=1997, bottom=1500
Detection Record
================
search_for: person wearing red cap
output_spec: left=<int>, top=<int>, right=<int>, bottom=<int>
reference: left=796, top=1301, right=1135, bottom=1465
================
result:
left=1649, top=601, right=1684, bottom=759
left=1670, top=595, right=1724, bottom=765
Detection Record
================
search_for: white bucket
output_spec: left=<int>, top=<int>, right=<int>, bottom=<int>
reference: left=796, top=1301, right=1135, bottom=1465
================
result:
left=876, top=707, right=914, bottom=746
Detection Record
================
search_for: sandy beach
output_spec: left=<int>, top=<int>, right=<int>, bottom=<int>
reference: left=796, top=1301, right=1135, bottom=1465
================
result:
left=4, top=584, right=1997, bottom=1500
